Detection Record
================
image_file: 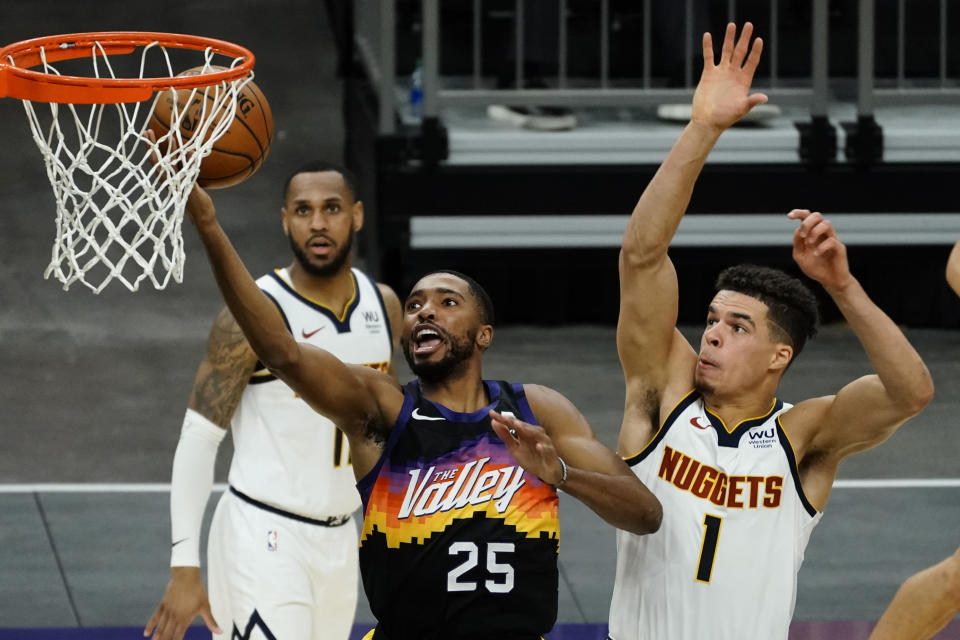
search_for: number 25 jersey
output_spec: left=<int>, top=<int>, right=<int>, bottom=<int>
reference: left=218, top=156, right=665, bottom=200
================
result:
left=608, top=390, right=823, bottom=640
left=356, top=380, right=560, bottom=640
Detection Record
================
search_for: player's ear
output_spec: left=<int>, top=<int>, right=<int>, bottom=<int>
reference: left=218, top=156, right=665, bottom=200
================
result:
left=770, top=343, right=793, bottom=373
left=280, top=207, right=290, bottom=236
left=352, top=200, right=364, bottom=232
left=477, top=325, right=494, bottom=351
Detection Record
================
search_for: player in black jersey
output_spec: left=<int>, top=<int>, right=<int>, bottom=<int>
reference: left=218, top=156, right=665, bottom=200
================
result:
left=180, top=183, right=662, bottom=639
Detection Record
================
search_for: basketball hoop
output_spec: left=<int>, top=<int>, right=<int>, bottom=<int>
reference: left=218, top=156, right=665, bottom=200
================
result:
left=0, top=32, right=256, bottom=293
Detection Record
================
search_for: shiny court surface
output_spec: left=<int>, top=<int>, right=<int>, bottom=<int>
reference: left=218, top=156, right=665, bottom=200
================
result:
left=2, top=325, right=959, bottom=638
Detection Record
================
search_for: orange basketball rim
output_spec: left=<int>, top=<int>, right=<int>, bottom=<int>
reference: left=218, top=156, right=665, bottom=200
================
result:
left=0, top=31, right=255, bottom=104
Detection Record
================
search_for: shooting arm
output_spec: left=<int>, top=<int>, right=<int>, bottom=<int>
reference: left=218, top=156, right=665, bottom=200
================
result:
left=785, top=211, right=932, bottom=465
left=814, top=277, right=932, bottom=454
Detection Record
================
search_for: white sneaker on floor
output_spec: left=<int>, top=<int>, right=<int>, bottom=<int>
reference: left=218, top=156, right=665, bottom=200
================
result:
left=487, top=104, right=577, bottom=131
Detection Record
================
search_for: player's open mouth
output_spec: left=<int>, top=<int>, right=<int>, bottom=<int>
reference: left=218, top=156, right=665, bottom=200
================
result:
left=413, top=324, right=444, bottom=355
left=697, top=356, right=717, bottom=370
left=308, top=237, right=333, bottom=257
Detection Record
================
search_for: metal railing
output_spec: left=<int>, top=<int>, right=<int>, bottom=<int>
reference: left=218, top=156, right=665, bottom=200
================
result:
left=353, top=0, right=960, bottom=137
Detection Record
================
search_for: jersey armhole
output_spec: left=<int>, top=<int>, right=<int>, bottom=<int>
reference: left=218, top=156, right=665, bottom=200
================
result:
left=509, top=382, right=540, bottom=426
left=775, top=416, right=821, bottom=518
left=366, top=272, right=395, bottom=355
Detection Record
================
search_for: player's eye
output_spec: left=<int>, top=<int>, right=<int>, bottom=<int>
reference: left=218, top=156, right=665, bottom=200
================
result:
left=443, top=298, right=458, bottom=306
left=406, top=301, right=421, bottom=311
left=326, top=203, right=341, bottom=213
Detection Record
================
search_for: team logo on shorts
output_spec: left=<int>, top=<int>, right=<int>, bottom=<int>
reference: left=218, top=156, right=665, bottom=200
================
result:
left=267, top=530, right=278, bottom=552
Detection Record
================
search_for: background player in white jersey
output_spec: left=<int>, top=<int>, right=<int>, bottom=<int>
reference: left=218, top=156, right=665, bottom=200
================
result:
left=145, top=161, right=402, bottom=640
left=607, top=22, right=935, bottom=640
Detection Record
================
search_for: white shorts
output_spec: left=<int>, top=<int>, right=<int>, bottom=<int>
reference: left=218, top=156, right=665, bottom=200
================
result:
left=207, top=487, right=359, bottom=640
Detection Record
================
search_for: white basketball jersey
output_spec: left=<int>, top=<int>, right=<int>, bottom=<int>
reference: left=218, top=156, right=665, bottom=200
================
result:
left=227, top=267, right=393, bottom=519
left=608, top=390, right=822, bottom=640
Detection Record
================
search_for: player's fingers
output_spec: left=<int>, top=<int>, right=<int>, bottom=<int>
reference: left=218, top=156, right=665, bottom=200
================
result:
left=490, top=416, right=522, bottom=447
left=798, top=211, right=824, bottom=237
left=201, top=607, right=223, bottom=635
left=792, top=227, right=804, bottom=249
left=812, top=236, right=842, bottom=257
left=747, top=92, right=769, bottom=108
left=151, top=614, right=168, bottom=640
left=143, top=129, right=163, bottom=169
left=720, top=23, right=736, bottom=63
left=732, top=22, right=754, bottom=65
left=702, top=32, right=715, bottom=67
left=805, top=219, right=835, bottom=245
left=787, top=208, right=811, bottom=220
left=743, top=37, right=764, bottom=75
left=144, top=610, right=160, bottom=637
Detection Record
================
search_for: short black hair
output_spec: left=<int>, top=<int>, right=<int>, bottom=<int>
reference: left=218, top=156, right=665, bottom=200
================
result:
left=715, top=264, right=819, bottom=359
left=420, top=270, right=496, bottom=326
left=283, top=161, right=360, bottom=202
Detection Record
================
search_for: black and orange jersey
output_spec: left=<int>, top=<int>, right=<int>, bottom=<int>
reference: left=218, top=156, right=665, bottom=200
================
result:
left=356, top=380, right=560, bottom=640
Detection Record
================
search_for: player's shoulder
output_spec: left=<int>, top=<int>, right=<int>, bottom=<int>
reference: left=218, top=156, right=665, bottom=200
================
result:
left=373, top=280, right=402, bottom=309
left=519, top=383, right=582, bottom=419
left=347, top=267, right=401, bottom=308
left=777, top=394, right=835, bottom=446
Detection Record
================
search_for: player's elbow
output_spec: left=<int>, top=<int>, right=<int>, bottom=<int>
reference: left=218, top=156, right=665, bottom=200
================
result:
left=643, top=500, right=663, bottom=534
left=903, top=374, right=934, bottom=417
left=625, top=495, right=663, bottom=536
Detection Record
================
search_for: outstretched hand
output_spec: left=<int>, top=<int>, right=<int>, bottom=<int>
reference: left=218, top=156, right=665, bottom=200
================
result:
left=692, top=22, right=768, bottom=133
left=788, top=209, right=853, bottom=291
left=490, top=410, right=564, bottom=487
left=143, top=128, right=216, bottom=230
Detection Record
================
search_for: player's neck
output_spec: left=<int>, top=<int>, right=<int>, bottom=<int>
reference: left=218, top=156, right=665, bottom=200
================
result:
left=286, top=261, right=355, bottom=315
left=419, top=361, right=488, bottom=413
left=701, top=389, right=777, bottom=429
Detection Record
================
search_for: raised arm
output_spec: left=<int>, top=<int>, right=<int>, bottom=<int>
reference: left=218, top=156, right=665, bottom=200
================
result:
left=183, top=185, right=396, bottom=439
left=490, top=385, right=662, bottom=536
left=618, top=22, right=767, bottom=449
left=782, top=210, right=933, bottom=503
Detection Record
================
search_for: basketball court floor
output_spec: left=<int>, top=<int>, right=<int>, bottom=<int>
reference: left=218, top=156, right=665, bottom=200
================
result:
left=1, top=2, right=958, bottom=638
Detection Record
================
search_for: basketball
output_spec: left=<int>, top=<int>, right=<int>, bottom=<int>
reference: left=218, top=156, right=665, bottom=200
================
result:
left=149, top=67, right=274, bottom=189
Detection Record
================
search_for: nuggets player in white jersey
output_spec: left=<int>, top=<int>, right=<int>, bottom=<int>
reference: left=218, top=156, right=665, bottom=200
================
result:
left=145, top=161, right=402, bottom=640
left=165, top=170, right=663, bottom=638
left=608, top=23, right=934, bottom=640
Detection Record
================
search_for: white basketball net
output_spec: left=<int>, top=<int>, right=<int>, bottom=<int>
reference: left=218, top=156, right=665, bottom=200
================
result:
left=11, top=41, right=252, bottom=293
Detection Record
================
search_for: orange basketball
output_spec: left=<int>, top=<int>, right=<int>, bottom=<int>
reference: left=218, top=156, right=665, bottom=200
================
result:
left=149, top=67, right=273, bottom=189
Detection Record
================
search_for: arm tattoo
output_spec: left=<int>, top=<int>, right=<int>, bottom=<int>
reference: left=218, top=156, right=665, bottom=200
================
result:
left=188, top=310, right=258, bottom=427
